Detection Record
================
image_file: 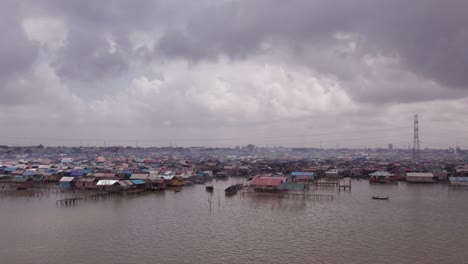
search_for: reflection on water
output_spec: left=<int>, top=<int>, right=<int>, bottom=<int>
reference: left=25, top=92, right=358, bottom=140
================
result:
left=1, top=180, right=468, bottom=264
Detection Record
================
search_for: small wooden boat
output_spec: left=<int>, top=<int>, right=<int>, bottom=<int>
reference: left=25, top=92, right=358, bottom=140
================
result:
left=183, top=181, right=194, bottom=186
left=372, top=196, right=389, bottom=200
left=205, top=185, right=214, bottom=192
left=225, top=184, right=243, bottom=196
left=174, top=188, right=181, bottom=193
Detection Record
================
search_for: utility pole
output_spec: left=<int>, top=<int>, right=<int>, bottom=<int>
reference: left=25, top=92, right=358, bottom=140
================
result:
left=413, top=114, right=420, bottom=161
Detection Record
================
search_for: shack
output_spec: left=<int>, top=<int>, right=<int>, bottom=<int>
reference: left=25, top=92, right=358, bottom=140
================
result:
left=250, top=176, right=287, bottom=192
left=449, top=177, right=468, bottom=187
left=59, top=176, right=77, bottom=189
left=369, top=171, right=397, bottom=183
left=96, top=180, right=120, bottom=191
left=324, top=169, right=341, bottom=179
left=291, top=172, right=316, bottom=183
left=130, top=179, right=148, bottom=190
left=9, top=176, right=33, bottom=189
left=406, top=172, right=434, bottom=183
left=75, top=177, right=98, bottom=190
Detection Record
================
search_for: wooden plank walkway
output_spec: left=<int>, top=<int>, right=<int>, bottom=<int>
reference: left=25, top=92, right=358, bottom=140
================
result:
left=56, top=192, right=112, bottom=206
left=338, top=179, right=352, bottom=192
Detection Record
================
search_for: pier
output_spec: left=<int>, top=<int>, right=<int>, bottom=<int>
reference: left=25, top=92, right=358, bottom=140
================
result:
left=56, top=192, right=113, bottom=206
left=338, top=179, right=352, bottom=192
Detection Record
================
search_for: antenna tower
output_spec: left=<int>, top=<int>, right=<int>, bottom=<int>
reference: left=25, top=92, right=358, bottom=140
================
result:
left=413, top=114, right=420, bottom=160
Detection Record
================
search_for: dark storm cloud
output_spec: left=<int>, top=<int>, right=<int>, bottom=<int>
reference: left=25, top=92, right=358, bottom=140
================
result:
left=3, top=0, right=468, bottom=98
left=155, top=0, right=468, bottom=90
left=51, top=27, right=129, bottom=82
left=0, top=1, right=38, bottom=88
left=361, top=0, right=468, bottom=89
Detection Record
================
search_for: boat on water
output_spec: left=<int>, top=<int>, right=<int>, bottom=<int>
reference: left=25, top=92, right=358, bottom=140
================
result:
left=225, top=184, right=243, bottom=196
left=205, top=185, right=214, bottom=192
left=372, top=196, right=389, bottom=200
left=183, top=181, right=195, bottom=186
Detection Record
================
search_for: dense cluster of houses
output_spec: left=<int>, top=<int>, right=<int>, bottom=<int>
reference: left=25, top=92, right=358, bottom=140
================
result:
left=1, top=145, right=468, bottom=191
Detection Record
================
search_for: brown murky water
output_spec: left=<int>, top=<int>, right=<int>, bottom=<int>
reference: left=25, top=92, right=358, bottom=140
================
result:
left=1, top=180, right=467, bottom=264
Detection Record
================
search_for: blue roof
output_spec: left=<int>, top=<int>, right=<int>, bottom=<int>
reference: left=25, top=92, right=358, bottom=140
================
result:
left=4, top=167, right=17, bottom=172
left=291, top=172, right=316, bottom=177
left=131, top=179, right=146, bottom=185
left=12, top=176, right=30, bottom=182
left=23, top=171, right=38, bottom=176
left=70, top=170, right=85, bottom=176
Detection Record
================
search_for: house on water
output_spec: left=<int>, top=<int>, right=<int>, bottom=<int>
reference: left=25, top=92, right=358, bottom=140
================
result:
left=75, top=177, right=98, bottom=190
left=291, top=172, right=316, bottom=183
left=59, top=176, right=77, bottom=189
left=369, top=171, right=398, bottom=184
left=406, top=172, right=434, bottom=183
left=250, top=176, right=288, bottom=192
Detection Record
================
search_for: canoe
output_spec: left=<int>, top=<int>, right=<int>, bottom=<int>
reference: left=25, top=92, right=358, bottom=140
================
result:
left=372, top=196, right=389, bottom=200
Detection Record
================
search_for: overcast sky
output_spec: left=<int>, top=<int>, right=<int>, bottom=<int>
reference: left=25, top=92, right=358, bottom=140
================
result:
left=1, top=0, right=467, bottom=148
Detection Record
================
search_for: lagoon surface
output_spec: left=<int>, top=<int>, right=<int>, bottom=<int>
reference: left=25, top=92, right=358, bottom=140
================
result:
left=1, top=180, right=468, bottom=264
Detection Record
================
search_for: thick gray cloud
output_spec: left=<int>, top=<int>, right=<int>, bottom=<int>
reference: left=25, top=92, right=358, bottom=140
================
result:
left=155, top=0, right=468, bottom=90
left=0, top=0, right=468, bottom=147
left=21, top=0, right=468, bottom=90
left=0, top=1, right=38, bottom=93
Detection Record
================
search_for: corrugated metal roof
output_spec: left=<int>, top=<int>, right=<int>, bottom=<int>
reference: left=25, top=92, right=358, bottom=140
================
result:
left=59, top=176, right=76, bottom=182
left=131, top=179, right=146, bottom=185
left=23, top=171, right=38, bottom=176
left=449, top=177, right=468, bottom=182
left=123, top=180, right=134, bottom=185
left=407, top=173, right=433, bottom=177
left=251, top=176, right=287, bottom=187
left=291, top=172, right=316, bottom=177
left=130, top=174, right=149, bottom=179
left=76, top=177, right=96, bottom=182
left=70, top=170, right=85, bottom=176
left=369, top=171, right=393, bottom=177
left=118, top=181, right=128, bottom=186
left=11, top=176, right=30, bottom=183
left=96, top=180, right=119, bottom=186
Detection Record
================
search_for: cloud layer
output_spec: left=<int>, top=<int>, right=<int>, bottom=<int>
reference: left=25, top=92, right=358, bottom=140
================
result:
left=1, top=0, right=467, bottom=148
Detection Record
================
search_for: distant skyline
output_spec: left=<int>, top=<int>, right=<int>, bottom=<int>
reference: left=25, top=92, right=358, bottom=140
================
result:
left=1, top=1, right=468, bottom=148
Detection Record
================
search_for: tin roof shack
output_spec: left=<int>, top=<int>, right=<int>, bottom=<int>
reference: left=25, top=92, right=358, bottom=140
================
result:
left=130, top=179, right=148, bottom=190
left=449, top=177, right=468, bottom=187
left=250, top=176, right=288, bottom=192
left=369, top=171, right=398, bottom=184
left=291, top=172, right=316, bottom=183
left=324, top=169, right=342, bottom=179
left=75, top=177, right=98, bottom=190
left=10, top=176, right=33, bottom=189
left=148, top=177, right=166, bottom=190
left=161, top=175, right=184, bottom=187
left=41, top=170, right=62, bottom=182
left=59, top=176, right=77, bottom=189
left=406, top=173, right=434, bottom=184
left=130, top=173, right=150, bottom=180
left=117, top=180, right=134, bottom=190
left=433, top=171, right=448, bottom=181
left=3, top=167, right=17, bottom=174
left=171, top=176, right=183, bottom=187
left=96, top=180, right=121, bottom=192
